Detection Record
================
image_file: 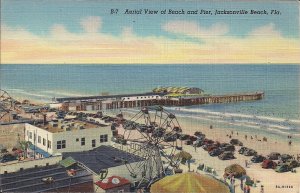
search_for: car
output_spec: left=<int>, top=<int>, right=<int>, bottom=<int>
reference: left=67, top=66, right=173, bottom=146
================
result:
left=193, top=140, right=204, bottom=147
left=202, top=144, right=218, bottom=151
left=279, top=154, right=293, bottom=162
left=230, top=139, right=243, bottom=146
left=203, top=139, right=214, bottom=145
left=285, top=160, right=300, bottom=169
left=275, top=164, right=290, bottom=173
left=0, top=154, right=17, bottom=163
left=238, top=147, right=249, bottom=154
left=209, top=148, right=224, bottom=157
left=164, top=134, right=177, bottom=142
left=184, top=140, right=193, bottom=145
left=261, top=159, right=277, bottom=169
left=251, top=155, right=266, bottom=163
left=267, top=152, right=281, bottom=160
left=218, top=151, right=235, bottom=160
left=179, top=134, right=190, bottom=140
left=220, top=144, right=235, bottom=152
left=243, top=149, right=257, bottom=156
left=194, top=131, right=206, bottom=139
left=189, top=136, right=198, bottom=142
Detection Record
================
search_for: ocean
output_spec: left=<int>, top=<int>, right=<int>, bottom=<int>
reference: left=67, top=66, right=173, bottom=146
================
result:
left=1, top=64, right=299, bottom=140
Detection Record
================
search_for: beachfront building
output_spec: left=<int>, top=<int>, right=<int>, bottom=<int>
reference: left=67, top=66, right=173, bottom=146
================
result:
left=24, top=119, right=112, bottom=158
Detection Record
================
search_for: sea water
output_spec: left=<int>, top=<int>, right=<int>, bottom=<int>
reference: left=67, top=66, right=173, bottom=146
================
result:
left=1, top=64, right=299, bottom=140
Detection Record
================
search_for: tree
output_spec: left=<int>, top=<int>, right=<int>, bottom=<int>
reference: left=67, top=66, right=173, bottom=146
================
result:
left=19, top=141, right=32, bottom=159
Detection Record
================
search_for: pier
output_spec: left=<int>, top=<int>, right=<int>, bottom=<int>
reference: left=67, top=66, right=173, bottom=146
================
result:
left=56, top=87, right=264, bottom=111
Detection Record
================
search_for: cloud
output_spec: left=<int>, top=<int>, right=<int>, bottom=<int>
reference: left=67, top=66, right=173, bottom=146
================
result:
left=1, top=18, right=299, bottom=64
left=249, top=23, right=281, bottom=37
left=163, top=20, right=229, bottom=39
left=80, top=16, right=102, bottom=33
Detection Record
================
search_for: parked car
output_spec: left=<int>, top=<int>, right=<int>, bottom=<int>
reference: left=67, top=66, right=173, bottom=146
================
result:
left=193, top=139, right=205, bottom=147
left=285, top=160, right=300, bottom=169
left=243, top=149, right=257, bottom=156
left=275, top=164, right=290, bottom=173
left=164, top=134, right=177, bottom=142
left=220, top=144, right=235, bottom=152
left=184, top=140, right=193, bottom=145
left=238, top=147, right=249, bottom=154
left=279, top=154, right=293, bottom=162
left=230, top=139, right=243, bottom=146
left=261, top=159, right=277, bottom=169
left=189, top=136, right=198, bottom=142
left=202, top=144, right=215, bottom=151
left=267, top=152, right=281, bottom=160
left=203, top=139, right=214, bottom=145
left=209, top=148, right=224, bottom=157
left=0, top=154, right=17, bottom=163
left=251, top=155, right=266, bottom=163
left=179, top=134, right=190, bottom=140
left=218, top=151, right=235, bottom=160
left=194, top=131, right=206, bottom=139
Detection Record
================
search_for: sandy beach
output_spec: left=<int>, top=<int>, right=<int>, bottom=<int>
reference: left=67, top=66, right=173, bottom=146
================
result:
left=109, top=110, right=300, bottom=193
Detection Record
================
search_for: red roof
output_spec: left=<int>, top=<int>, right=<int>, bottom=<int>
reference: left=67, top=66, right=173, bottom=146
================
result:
left=95, top=176, right=131, bottom=190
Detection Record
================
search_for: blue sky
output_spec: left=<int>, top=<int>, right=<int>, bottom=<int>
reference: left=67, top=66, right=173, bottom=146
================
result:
left=1, top=0, right=299, bottom=64
left=2, top=0, right=298, bottom=38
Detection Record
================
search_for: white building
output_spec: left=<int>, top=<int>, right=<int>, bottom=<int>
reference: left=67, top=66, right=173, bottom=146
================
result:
left=24, top=119, right=112, bottom=157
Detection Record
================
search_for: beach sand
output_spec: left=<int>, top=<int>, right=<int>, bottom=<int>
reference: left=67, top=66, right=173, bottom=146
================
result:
left=109, top=110, right=300, bottom=193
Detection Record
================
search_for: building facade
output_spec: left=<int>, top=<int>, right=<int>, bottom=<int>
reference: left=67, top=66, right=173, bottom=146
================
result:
left=25, top=120, right=112, bottom=157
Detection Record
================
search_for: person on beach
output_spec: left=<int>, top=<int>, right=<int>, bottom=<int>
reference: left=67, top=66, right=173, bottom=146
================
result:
left=260, top=185, right=264, bottom=193
left=240, top=179, right=244, bottom=190
left=237, top=132, right=239, bottom=135
left=245, top=135, right=247, bottom=140
left=245, top=160, right=248, bottom=167
left=246, top=185, right=251, bottom=193
left=243, top=186, right=247, bottom=193
left=289, top=140, right=292, bottom=146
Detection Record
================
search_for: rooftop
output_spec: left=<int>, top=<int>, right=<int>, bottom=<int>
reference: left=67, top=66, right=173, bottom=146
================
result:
left=0, top=164, right=93, bottom=192
left=33, top=118, right=109, bottom=133
left=62, top=145, right=144, bottom=174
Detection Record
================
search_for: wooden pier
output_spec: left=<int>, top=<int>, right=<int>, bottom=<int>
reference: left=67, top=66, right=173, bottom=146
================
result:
left=58, top=92, right=264, bottom=111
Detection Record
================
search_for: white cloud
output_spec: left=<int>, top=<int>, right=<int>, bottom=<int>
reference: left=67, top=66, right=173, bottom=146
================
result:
left=163, top=20, right=229, bottom=39
left=80, top=16, right=102, bottom=33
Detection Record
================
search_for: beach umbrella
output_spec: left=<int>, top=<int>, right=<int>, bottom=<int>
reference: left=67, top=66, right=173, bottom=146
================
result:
left=150, top=172, right=230, bottom=193
left=224, top=164, right=246, bottom=178
left=173, top=151, right=192, bottom=160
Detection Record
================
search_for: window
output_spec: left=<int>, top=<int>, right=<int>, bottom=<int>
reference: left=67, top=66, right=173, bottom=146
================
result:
left=92, top=139, right=96, bottom=147
left=76, top=138, right=79, bottom=142
left=29, top=132, right=32, bottom=139
left=47, top=140, right=51, bottom=149
left=100, top=135, right=108, bottom=143
left=38, top=136, right=41, bottom=143
left=57, top=140, right=66, bottom=149
left=27, top=130, right=29, bottom=137
left=43, top=138, right=46, bottom=146
left=81, top=138, right=85, bottom=146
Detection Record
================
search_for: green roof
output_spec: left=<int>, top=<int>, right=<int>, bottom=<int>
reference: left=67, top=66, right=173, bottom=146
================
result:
left=59, top=156, right=77, bottom=168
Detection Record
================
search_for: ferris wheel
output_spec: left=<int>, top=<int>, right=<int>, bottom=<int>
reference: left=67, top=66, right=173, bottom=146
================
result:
left=0, top=89, right=15, bottom=120
left=120, top=106, right=183, bottom=189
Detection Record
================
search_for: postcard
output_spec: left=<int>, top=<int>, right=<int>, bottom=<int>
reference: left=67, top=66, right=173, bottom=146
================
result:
left=0, top=0, right=299, bottom=193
